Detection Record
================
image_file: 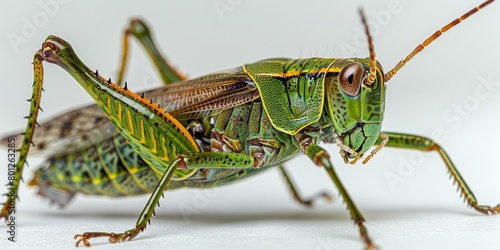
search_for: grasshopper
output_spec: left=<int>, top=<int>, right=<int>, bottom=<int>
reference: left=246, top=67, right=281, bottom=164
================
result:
left=1, top=1, right=499, bottom=249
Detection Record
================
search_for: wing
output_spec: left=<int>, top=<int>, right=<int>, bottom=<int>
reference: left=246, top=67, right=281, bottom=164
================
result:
left=1, top=67, right=259, bottom=156
left=147, top=67, right=259, bottom=119
left=1, top=104, right=116, bottom=156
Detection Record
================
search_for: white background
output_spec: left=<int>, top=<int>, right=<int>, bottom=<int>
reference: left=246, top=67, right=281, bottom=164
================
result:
left=1, top=0, right=500, bottom=249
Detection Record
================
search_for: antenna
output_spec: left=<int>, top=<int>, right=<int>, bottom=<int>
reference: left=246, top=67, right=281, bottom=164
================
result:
left=359, top=8, right=377, bottom=86
left=384, top=0, right=494, bottom=82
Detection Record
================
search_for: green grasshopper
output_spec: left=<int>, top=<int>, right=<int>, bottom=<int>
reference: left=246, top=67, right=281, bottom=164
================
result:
left=1, top=1, right=498, bottom=249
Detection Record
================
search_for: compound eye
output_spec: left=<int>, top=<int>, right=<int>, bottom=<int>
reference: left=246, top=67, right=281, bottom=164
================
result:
left=339, top=62, right=365, bottom=97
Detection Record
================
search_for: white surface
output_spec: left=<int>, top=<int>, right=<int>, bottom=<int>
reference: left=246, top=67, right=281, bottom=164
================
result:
left=1, top=0, right=500, bottom=249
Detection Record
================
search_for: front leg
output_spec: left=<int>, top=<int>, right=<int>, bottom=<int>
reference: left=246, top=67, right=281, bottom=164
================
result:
left=380, top=132, right=500, bottom=214
left=304, top=144, right=377, bottom=250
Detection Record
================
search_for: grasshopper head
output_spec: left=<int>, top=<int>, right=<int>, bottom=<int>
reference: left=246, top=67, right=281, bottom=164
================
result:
left=322, top=9, right=387, bottom=164
left=324, top=58, right=386, bottom=162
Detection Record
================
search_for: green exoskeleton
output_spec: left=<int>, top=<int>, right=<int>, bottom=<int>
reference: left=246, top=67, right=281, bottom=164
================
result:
left=1, top=1, right=498, bottom=249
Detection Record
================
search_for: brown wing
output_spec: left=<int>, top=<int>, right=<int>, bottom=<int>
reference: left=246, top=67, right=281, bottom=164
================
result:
left=146, top=68, right=259, bottom=119
left=1, top=67, right=259, bottom=156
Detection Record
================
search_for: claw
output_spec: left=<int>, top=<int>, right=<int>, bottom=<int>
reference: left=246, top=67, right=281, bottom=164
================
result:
left=73, top=228, right=140, bottom=247
left=74, top=234, right=91, bottom=247
left=474, top=204, right=500, bottom=215
left=74, top=232, right=119, bottom=247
